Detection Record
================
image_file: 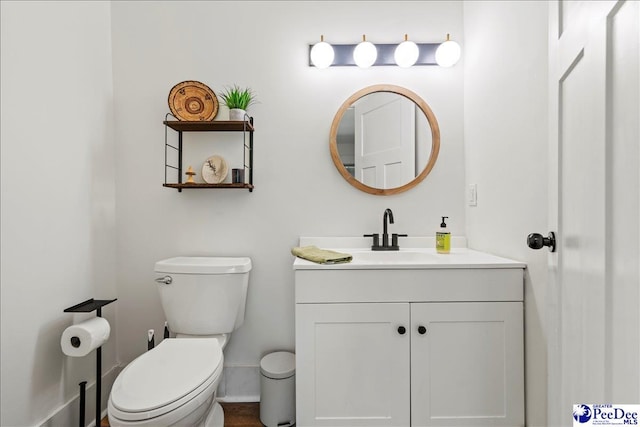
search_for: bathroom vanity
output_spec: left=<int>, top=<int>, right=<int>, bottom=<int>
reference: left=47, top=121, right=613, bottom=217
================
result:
left=293, top=237, right=525, bottom=427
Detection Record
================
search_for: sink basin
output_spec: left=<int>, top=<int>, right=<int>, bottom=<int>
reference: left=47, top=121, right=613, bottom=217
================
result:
left=351, top=250, right=438, bottom=265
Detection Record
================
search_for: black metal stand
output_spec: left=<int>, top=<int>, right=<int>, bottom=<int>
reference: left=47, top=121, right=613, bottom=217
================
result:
left=64, top=298, right=117, bottom=427
left=79, top=381, right=86, bottom=427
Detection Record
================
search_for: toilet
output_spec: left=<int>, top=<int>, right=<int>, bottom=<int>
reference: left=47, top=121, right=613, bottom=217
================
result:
left=108, top=256, right=251, bottom=427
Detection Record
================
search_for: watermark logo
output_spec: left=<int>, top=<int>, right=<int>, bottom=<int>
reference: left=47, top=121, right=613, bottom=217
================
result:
left=573, top=404, right=639, bottom=426
left=574, top=405, right=593, bottom=423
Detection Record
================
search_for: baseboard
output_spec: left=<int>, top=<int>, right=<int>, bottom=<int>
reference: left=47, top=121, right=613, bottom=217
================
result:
left=216, top=365, right=261, bottom=402
left=218, top=395, right=261, bottom=403
left=39, top=365, right=122, bottom=427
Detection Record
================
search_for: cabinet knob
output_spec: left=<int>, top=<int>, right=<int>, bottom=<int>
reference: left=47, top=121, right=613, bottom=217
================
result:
left=397, top=326, right=406, bottom=335
left=418, top=326, right=427, bottom=335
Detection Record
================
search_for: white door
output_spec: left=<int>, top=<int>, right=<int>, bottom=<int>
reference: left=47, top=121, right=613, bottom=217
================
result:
left=354, top=92, right=416, bottom=188
left=295, top=303, right=411, bottom=426
left=410, top=302, right=524, bottom=426
left=547, top=0, right=639, bottom=423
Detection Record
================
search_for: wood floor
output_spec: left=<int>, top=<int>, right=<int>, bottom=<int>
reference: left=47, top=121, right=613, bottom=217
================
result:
left=101, top=402, right=262, bottom=426
left=221, top=402, right=263, bottom=426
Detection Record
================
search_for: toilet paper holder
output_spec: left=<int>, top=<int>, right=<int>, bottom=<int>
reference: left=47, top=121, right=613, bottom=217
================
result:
left=64, top=298, right=117, bottom=427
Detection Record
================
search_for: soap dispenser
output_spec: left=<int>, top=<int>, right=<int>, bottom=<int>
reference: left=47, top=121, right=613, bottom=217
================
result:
left=436, top=216, right=450, bottom=254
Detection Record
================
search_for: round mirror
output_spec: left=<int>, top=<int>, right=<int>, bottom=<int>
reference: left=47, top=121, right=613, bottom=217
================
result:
left=330, top=84, right=440, bottom=195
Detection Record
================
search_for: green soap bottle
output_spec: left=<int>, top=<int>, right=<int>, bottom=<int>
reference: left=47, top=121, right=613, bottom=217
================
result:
left=436, top=216, right=450, bottom=254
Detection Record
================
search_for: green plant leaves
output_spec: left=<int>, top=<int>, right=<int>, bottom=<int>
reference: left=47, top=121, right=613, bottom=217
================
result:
left=219, top=85, right=256, bottom=110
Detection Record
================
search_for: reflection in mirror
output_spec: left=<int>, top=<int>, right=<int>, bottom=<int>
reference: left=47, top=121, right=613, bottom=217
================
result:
left=330, top=85, right=440, bottom=195
left=336, top=93, right=433, bottom=187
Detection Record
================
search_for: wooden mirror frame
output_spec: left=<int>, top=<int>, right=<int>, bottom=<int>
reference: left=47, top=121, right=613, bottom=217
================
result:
left=329, top=84, right=440, bottom=195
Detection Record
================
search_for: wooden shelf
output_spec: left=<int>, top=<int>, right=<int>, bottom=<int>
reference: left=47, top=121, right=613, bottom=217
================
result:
left=163, top=183, right=254, bottom=190
left=163, top=120, right=254, bottom=132
left=163, top=116, right=254, bottom=192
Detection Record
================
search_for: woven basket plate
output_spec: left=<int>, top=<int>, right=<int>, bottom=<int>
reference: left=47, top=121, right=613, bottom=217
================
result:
left=168, top=81, right=218, bottom=121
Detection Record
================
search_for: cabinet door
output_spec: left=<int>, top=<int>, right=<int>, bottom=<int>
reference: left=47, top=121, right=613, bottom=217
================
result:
left=411, top=302, right=524, bottom=426
left=296, top=303, right=411, bottom=426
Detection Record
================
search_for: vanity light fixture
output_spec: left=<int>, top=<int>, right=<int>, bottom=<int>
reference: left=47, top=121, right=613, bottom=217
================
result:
left=308, top=33, right=460, bottom=68
left=353, top=35, right=377, bottom=68
left=310, top=35, right=334, bottom=69
left=435, top=33, right=461, bottom=67
left=394, top=34, right=419, bottom=68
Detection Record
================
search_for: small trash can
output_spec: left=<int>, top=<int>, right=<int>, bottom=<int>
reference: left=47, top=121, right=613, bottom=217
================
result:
left=260, top=351, right=296, bottom=427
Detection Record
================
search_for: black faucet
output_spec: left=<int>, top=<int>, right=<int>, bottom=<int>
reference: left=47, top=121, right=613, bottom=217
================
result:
left=364, top=208, right=407, bottom=251
left=382, top=208, right=394, bottom=248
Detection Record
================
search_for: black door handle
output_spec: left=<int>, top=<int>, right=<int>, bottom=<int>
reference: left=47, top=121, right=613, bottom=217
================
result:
left=418, top=326, right=427, bottom=335
left=527, top=232, right=556, bottom=252
left=397, top=326, right=406, bottom=335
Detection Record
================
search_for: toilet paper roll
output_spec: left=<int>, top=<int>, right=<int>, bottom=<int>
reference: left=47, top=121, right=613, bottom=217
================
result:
left=61, top=317, right=111, bottom=357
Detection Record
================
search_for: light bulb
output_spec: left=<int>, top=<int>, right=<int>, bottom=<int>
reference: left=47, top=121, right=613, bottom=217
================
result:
left=394, top=34, right=419, bottom=68
left=310, top=35, right=334, bottom=69
left=435, top=34, right=461, bottom=67
left=353, top=35, right=377, bottom=68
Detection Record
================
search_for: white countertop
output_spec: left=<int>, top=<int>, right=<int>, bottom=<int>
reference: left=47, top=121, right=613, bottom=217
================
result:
left=292, top=237, right=526, bottom=270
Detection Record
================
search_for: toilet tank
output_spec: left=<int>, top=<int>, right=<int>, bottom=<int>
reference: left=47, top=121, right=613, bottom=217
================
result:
left=154, top=257, right=251, bottom=336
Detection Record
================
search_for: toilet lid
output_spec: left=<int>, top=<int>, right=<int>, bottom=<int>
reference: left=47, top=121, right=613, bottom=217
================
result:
left=155, top=256, right=252, bottom=274
left=110, top=338, right=222, bottom=419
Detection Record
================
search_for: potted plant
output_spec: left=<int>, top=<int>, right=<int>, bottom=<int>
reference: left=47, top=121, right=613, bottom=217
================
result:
left=219, top=85, right=256, bottom=121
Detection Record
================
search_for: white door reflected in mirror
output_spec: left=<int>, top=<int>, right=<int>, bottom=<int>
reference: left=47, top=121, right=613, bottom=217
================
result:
left=330, top=85, right=440, bottom=196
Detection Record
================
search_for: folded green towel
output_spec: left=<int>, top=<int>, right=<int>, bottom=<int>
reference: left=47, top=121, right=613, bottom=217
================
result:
left=291, top=245, right=352, bottom=264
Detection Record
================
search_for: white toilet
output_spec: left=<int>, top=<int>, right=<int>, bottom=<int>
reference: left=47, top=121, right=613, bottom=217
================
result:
left=108, top=256, right=251, bottom=427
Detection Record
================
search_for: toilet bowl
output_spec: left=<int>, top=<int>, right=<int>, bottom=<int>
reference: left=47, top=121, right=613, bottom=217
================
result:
left=108, top=339, right=223, bottom=427
left=108, top=256, right=251, bottom=427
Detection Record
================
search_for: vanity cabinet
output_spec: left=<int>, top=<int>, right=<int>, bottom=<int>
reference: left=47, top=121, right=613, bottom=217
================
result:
left=410, top=302, right=523, bottom=426
left=162, top=117, right=254, bottom=192
left=294, top=264, right=525, bottom=427
left=296, top=302, right=412, bottom=426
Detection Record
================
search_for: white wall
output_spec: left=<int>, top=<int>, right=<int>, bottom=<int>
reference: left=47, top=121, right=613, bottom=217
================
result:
left=463, top=2, right=549, bottom=426
left=0, top=2, right=117, bottom=425
left=111, top=1, right=465, bottom=398
left=1, top=2, right=554, bottom=423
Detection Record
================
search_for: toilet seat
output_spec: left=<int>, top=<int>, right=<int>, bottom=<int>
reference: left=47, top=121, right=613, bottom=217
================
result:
left=109, top=338, right=223, bottom=422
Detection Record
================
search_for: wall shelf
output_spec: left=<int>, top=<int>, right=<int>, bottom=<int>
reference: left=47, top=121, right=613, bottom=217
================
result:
left=163, top=120, right=255, bottom=132
left=163, top=183, right=254, bottom=190
left=163, top=114, right=254, bottom=192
